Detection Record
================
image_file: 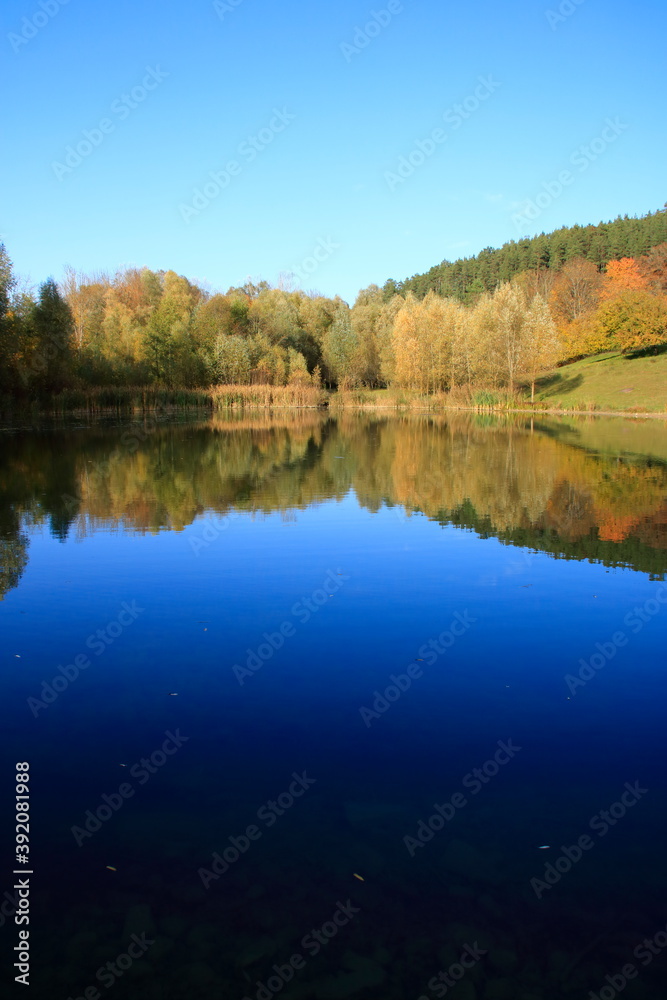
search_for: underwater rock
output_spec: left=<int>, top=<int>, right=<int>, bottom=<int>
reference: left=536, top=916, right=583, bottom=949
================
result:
left=184, top=962, right=218, bottom=988
left=237, top=936, right=276, bottom=967
left=122, top=903, right=156, bottom=942
left=186, top=923, right=219, bottom=957
left=440, top=839, right=504, bottom=884
left=65, top=931, right=98, bottom=961
left=447, top=981, right=476, bottom=1000
left=488, top=947, right=519, bottom=975
left=147, top=935, right=174, bottom=962
left=160, top=914, right=188, bottom=938
left=312, top=953, right=386, bottom=998
left=484, top=977, right=516, bottom=1000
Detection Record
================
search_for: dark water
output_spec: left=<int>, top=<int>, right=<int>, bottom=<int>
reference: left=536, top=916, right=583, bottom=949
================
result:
left=1, top=411, right=666, bottom=1000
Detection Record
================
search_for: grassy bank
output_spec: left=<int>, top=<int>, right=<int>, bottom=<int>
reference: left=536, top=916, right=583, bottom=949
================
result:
left=530, top=351, right=667, bottom=413
left=329, top=353, right=667, bottom=415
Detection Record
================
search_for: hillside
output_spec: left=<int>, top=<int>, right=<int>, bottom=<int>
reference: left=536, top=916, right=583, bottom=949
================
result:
left=386, top=207, right=667, bottom=302
left=528, top=350, right=667, bottom=413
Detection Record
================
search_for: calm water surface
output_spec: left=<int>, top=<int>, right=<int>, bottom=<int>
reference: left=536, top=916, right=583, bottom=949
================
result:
left=1, top=412, right=666, bottom=1000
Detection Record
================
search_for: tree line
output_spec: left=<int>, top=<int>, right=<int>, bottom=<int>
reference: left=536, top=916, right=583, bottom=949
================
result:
left=387, top=206, right=667, bottom=302
left=1, top=206, right=666, bottom=404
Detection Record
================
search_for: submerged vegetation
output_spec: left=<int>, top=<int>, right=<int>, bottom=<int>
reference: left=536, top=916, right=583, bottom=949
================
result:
left=1, top=207, right=667, bottom=414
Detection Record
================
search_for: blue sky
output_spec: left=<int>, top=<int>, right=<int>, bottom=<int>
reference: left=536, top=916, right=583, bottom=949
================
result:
left=2, top=0, right=665, bottom=303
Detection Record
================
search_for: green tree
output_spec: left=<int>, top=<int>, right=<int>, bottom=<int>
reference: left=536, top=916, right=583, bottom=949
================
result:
left=322, top=303, right=358, bottom=386
left=205, top=335, right=251, bottom=384
left=0, top=244, right=19, bottom=394
left=30, top=278, right=74, bottom=393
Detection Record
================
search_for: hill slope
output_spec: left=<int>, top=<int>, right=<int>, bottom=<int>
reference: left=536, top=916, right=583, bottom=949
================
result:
left=529, top=351, right=667, bottom=413
left=386, top=207, right=667, bottom=302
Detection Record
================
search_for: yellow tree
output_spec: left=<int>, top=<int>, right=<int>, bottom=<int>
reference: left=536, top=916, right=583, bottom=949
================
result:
left=376, top=295, right=404, bottom=386
left=421, top=292, right=463, bottom=391
left=485, top=282, right=527, bottom=393
left=594, top=290, right=667, bottom=354
left=522, top=295, right=561, bottom=401
left=392, top=295, right=425, bottom=390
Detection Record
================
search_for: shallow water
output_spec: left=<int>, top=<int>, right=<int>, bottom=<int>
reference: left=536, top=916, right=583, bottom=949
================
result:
left=1, top=411, right=666, bottom=999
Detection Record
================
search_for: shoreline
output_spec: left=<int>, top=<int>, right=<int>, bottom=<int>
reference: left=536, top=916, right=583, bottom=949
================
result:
left=2, top=401, right=666, bottom=421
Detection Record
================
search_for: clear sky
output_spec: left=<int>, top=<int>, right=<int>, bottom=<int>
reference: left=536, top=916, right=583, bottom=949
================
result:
left=2, top=0, right=665, bottom=303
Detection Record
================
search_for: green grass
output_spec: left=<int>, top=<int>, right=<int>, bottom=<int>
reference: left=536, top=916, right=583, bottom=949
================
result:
left=529, top=351, right=667, bottom=413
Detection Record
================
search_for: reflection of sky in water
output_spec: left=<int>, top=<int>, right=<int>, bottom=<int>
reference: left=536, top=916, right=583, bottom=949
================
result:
left=1, top=415, right=666, bottom=999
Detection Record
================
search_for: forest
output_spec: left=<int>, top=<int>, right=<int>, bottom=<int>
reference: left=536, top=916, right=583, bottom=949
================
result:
left=1, top=207, right=666, bottom=407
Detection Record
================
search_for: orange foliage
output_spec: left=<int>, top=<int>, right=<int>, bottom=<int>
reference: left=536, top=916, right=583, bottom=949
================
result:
left=597, top=513, right=641, bottom=543
left=601, top=258, right=649, bottom=300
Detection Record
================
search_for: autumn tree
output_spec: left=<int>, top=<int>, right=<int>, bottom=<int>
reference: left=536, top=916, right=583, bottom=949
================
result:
left=594, top=291, right=667, bottom=354
left=392, top=295, right=423, bottom=390
left=600, top=257, right=649, bottom=300
left=522, top=295, right=561, bottom=401
left=484, top=282, right=527, bottom=393
left=351, top=285, right=384, bottom=386
left=638, top=243, right=667, bottom=294
left=376, top=294, right=404, bottom=386
left=550, top=258, right=602, bottom=324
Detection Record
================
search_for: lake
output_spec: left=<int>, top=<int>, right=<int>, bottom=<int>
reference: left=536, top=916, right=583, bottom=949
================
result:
left=1, top=411, right=666, bottom=1000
